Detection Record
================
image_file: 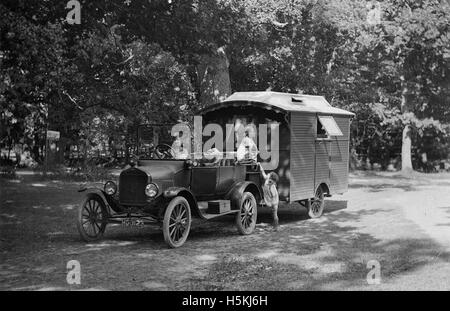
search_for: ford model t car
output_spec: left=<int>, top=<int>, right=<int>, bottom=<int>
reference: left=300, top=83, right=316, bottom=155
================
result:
left=77, top=122, right=263, bottom=248
left=77, top=91, right=354, bottom=248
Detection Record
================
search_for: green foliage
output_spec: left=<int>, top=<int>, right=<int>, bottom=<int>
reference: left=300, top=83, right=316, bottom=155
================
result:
left=0, top=4, right=69, bottom=153
left=1, top=2, right=195, bottom=160
left=70, top=34, right=195, bottom=156
left=1, top=0, right=449, bottom=170
left=347, top=101, right=450, bottom=168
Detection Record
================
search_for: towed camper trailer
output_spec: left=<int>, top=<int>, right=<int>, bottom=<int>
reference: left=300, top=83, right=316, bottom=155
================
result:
left=200, top=91, right=355, bottom=205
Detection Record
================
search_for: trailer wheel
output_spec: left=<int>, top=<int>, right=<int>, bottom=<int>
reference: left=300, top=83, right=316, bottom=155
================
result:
left=308, top=186, right=325, bottom=218
left=163, top=196, right=191, bottom=248
left=77, top=194, right=108, bottom=242
left=236, top=192, right=257, bottom=235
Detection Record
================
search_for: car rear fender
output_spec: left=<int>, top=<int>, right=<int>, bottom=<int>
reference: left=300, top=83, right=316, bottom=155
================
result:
left=226, top=181, right=262, bottom=210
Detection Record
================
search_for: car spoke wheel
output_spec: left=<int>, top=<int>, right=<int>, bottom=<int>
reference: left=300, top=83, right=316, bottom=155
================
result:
left=77, top=195, right=108, bottom=242
left=308, top=186, right=325, bottom=218
left=236, top=192, right=257, bottom=235
left=163, top=196, right=191, bottom=248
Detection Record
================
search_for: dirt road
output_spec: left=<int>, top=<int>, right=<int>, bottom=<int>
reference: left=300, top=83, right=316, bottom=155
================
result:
left=1, top=172, right=449, bottom=290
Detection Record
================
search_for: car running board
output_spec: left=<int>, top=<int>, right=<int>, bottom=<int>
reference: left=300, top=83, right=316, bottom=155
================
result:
left=197, top=200, right=238, bottom=220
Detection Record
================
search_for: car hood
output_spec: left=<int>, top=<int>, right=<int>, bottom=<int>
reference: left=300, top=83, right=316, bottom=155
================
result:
left=136, top=160, right=185, bottom=181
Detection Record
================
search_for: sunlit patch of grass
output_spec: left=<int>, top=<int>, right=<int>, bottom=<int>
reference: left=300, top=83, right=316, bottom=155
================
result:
left=195, top=254, right=217, bottom=262
left=32, top=165, right=115, bottom=183
left=0, top=166, right=17, bottom=179
left=6, top=179, right=21, bottom=183
left=90, top=241, right=136, bottom=247
left=31, top=183, right=47, bottom=187
left=0, top=213, right=17, bottom=219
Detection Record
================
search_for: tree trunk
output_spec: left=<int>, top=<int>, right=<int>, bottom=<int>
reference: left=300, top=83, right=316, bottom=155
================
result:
left=401, top=125, right=413, bottom=172
left=197, top=46, right=232, bottom=107
left=400, top=78, right=413, bottom=173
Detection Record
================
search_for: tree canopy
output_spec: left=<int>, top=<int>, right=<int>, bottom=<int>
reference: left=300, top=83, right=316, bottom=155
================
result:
left=1, top=0, right=449, bottom=170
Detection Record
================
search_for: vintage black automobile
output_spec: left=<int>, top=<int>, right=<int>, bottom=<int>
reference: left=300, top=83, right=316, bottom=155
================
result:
left=77, top=91, right=354, bottom=248
left=77, top=124, right=263, bottom=248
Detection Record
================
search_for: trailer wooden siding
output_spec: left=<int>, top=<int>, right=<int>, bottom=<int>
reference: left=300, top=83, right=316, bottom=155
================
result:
left=314, top=139, right=331, bottom=194
left=290, top=113, right=352, bottom=200
left=329, top=116, right=351, bottom=194
left=289, top=112, right=316, bottom=201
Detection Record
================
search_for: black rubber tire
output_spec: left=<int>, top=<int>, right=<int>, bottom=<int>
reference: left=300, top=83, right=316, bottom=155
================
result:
left=235, top=192, right=257, bottom=235
left=77, top=194, right=108, bottom=242
left=308, top=186, right=325, bottom=219
left=163, top=196, right=192, bottom=248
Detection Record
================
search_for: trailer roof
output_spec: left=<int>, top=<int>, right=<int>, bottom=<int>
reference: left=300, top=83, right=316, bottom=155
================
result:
left=201, top=91, right=355, bottom=117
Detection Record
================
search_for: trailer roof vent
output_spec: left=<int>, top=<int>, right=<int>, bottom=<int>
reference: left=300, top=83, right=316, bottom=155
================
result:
left=291, top=96, right=304, bottom=103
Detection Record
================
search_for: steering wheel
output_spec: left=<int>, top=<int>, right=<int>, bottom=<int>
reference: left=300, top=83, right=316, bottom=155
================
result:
left=154, top=144, right=175, bottom=159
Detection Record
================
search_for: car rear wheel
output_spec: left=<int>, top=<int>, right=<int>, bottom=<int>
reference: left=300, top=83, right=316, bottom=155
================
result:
left=77, top=195, right=108, bottom=242
left=308, top=186, right=325, bottom=218
left=163, top=196, right=191, bottom=248
left=236, top=192, right=257, bottom=235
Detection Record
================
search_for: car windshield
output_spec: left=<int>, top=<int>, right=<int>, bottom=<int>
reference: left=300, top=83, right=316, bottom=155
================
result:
left=136, top=123, right=258, bottom=162
left=137, top=124, right=191, bottom=160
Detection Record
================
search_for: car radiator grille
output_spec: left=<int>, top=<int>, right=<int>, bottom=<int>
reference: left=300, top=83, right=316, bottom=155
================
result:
left=119, top=169, right=148, bottom=205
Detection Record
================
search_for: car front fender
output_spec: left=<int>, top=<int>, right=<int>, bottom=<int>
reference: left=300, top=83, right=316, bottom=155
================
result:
left=163, top=187, right=201, bottom=218
left=78, top=188, right=120, bottom=214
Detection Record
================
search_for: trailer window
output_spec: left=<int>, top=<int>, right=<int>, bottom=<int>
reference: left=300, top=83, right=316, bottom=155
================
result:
left=317, top=116, right=343, bottom=137
left=317, top=119, right=328, bottom=138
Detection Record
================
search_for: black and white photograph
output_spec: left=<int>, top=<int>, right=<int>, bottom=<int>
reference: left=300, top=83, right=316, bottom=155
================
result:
left=1, top=0, right=450, bottom=295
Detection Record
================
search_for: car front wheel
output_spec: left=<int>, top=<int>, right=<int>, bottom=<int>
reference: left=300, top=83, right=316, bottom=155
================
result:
left=77, top=194, right=108, bottom=242
left=163, top=196, right=192, bottom=248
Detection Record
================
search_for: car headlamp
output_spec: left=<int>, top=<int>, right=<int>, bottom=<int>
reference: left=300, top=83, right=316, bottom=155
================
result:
left=145, top=183, right=159, bottom=198
left=104, top=181, right=117, bottom=195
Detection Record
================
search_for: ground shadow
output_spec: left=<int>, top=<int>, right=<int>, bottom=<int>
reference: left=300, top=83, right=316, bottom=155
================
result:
left=184, top=205, right=450, bottom=290
left=2, top=175, right=450, bottom=290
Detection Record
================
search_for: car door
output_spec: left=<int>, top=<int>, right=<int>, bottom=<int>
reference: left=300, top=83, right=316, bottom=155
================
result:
left=216, top=166, right=238, bottom=195
left=190, top=166, right=218, bottom=195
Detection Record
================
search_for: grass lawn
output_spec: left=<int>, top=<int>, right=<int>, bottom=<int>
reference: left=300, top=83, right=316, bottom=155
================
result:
left=1, top=171, right=449, bottom=290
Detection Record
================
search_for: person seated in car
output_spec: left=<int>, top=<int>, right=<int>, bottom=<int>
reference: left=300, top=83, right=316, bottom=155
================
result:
left=171, top=132, right=190, bottom=159
left=236, top=127, right=258, bottom=162
left=201, top=147, right=223, bottom=166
